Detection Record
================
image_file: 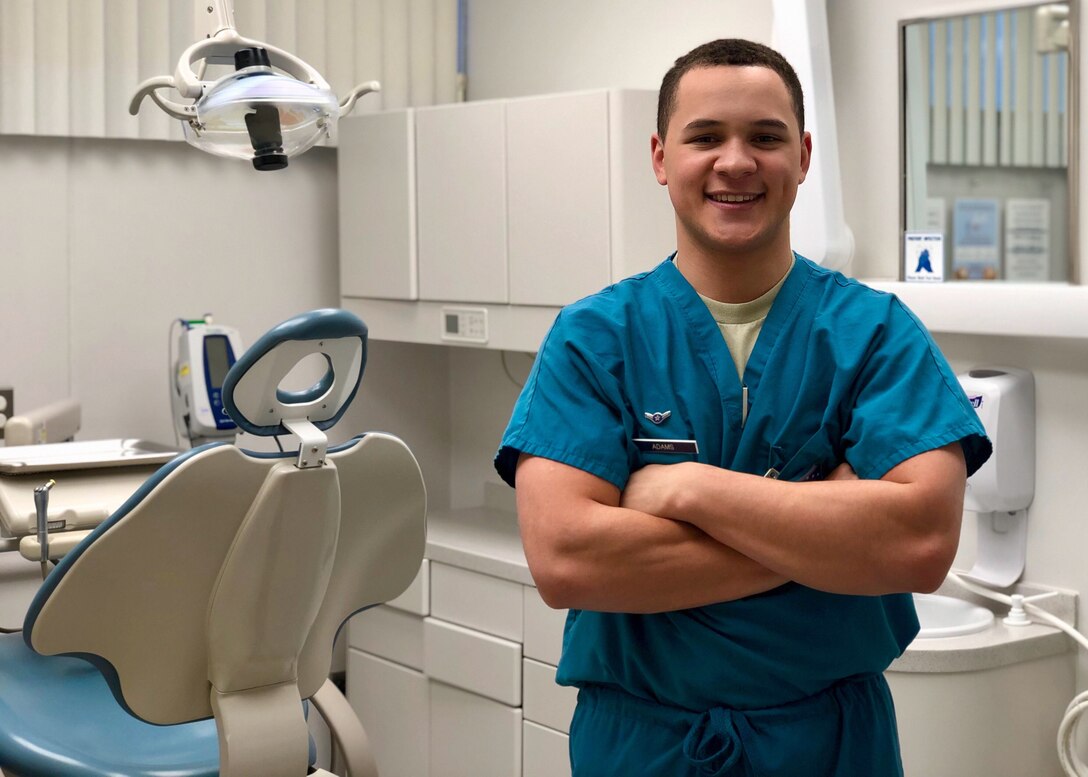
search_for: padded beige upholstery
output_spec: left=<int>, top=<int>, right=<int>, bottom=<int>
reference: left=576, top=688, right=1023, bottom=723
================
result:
left=28, top=432, right=426, bottom=730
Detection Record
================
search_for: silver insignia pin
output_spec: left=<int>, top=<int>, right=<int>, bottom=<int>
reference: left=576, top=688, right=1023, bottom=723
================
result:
left=644, top=410, right=672, bottom=425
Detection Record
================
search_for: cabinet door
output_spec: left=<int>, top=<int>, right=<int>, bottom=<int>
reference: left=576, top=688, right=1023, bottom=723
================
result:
left=387, top=559, right=430, bottom=616
left=523, top=586, right=566, bottom=666
left=430, top=562, right=523, bottom=642
left=523, top=721, right=571, bottom=777
left=608, top=90, right=676, bottom=281
left=423, top=617, right=522, bottom=706
left=348, top=606, right=424, bottom=670
left=416, top=100, right=509, bottom=303
left=346, top=649, right=429, bottom=777
left=338, top=111, right=418, bottom=300
left=506, top=91, right=611, bottom=306
left=522, top=658, right=577, bottom=734
left=430, top=681, right=522, bottom=777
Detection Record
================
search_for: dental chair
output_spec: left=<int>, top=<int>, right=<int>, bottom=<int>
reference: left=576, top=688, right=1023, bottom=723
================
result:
left=0, top=309, right=427, bottom=777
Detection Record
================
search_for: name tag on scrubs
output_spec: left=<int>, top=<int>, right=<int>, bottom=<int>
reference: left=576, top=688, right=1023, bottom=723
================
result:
left=633, top=438, right=699, bottom=455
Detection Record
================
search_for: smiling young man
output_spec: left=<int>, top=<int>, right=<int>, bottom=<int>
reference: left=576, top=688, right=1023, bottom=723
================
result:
left=495, top=39, right=991, bottom=777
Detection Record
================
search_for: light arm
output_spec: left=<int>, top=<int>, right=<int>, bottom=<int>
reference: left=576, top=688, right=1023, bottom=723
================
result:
left=515, top=454, right=787, bottom=614
left=131, top=0, right=379, bottom=125
left=621, top=444, right=967, bottom=596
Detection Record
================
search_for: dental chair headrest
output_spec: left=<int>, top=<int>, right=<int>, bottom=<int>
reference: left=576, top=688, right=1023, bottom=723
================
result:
left=222, top=309, right=367, bottom=437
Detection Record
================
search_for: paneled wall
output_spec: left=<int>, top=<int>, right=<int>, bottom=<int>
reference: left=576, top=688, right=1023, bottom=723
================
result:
left=0, top=0, right=458, bottom=141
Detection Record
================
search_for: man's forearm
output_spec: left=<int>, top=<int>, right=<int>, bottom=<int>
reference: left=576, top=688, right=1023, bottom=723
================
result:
left=525, top=501, right=786, bottom=613
left=516, top=455, right=786, bottom=613
left=626, top=446, right=966, bottom=595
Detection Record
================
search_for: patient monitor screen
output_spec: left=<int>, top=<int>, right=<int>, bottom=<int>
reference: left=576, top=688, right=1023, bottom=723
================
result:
left=205, top=336, right=232, bottom=389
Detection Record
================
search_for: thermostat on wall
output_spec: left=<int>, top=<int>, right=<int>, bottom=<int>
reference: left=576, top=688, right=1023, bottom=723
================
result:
left=440, top=306, right=489, bottom=343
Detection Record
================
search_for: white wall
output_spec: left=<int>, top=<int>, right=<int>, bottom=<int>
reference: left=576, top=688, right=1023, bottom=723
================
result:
left=0, top=135, right=339, bottom=445
left=466, top=0, right=773, bottom=99
left=449, top=347, right=533, bottom=510
left=345, top=340, right=454, bottom=516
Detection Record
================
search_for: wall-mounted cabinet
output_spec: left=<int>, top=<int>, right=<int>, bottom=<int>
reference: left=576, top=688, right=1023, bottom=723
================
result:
left=416, top=101, right=509, bottom=303
left=339, top=111, right=418, bottom=300
left=338, top=89, right=674, bottom=350
left=505, top=91, right=612, bottom=306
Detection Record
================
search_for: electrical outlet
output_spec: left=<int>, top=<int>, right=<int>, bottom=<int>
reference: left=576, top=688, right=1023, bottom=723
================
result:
left=0, top=387, right=12, bottom=441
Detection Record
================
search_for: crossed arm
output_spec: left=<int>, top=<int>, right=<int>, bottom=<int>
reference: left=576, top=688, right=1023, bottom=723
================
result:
left=515, top=443, right=967, bottom=613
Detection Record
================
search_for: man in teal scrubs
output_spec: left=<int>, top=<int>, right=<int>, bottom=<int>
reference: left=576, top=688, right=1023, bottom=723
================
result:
left=495, top=39, right=990, bottom=776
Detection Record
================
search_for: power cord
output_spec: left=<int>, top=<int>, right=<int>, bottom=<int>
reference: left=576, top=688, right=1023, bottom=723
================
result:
left=946, top=571, right=1088, bottom=776
left=167, top=319, right=184, bottom=450
left=500, top=351, right=534, bottom=389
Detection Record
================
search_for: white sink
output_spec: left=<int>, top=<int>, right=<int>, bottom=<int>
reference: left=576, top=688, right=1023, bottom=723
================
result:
left=912, top=593, right=995, bottom=638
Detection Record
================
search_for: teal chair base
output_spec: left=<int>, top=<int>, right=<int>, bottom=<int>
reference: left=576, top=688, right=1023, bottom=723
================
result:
left=0, top=633, right=219, bottom=777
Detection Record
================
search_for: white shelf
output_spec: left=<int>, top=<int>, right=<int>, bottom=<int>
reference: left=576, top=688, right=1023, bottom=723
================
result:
left=864, top=280, right=1088, bottom=339
left=344, top=280, right=1088, bottom=351
left=342, top=297, right=559, bottom=353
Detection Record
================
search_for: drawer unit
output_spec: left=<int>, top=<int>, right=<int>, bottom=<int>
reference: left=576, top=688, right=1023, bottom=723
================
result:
left=423, top=616, right=522, bottom=705
left=346, top=649, right=429, bottom=777
left=522, top=658, right=577, bottom=734
left=523, top=720, right=571, bottom=777
left=431, top=681, right=523, bottom=777
left=345, top=552, right=576, bottom=775
left=523, top=585, right=567, bottom=665
left=386, top=559, right=430, bottom=616
left=347, top=605, right=424, bottom=670
left=430, top=561, right=523, bottom=641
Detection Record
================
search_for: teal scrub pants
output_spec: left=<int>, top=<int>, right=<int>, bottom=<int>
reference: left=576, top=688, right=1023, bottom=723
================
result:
left=568, top=674, right=904, bottom=777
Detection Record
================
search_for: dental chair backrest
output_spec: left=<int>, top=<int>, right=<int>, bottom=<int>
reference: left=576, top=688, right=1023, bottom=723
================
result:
left=21, top=309, right=426, bottom=777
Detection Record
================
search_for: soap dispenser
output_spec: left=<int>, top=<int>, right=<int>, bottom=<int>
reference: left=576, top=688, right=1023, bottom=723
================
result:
left=956, top=367, right=1035, bottom=588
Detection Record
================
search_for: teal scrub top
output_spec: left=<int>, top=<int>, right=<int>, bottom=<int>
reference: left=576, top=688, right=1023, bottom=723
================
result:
left=495, top=255, right=991, bottom=713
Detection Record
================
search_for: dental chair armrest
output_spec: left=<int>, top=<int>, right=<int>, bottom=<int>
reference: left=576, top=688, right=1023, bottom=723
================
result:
left=309, top=678, right=378, bottom=777
left=19, top=530, right=93, bottom=562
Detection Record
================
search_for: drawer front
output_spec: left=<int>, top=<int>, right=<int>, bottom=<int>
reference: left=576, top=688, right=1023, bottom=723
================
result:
left=522, top=658, right=577, bottom=734
left=347, top=605, right=424, bottom=670
left=387, top=559, right=430, bottom=615
left=523, top=720, right=571, bottom=777
left=346, top=649, right=430, bottom=777
left=424, top=616, right=522, bottom=706
left=431, top=681, right=523, bottom=777
left=430, top=562, right=523, bottom=641
left=523, top=586, right=567, bottom=665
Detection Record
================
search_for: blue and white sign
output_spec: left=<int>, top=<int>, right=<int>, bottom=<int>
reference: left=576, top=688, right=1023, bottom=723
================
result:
left=904, top=232, right=944, bottom=282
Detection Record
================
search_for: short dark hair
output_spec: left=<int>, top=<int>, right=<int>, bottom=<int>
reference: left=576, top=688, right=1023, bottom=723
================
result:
left=656, top=39, right=805, bottom=139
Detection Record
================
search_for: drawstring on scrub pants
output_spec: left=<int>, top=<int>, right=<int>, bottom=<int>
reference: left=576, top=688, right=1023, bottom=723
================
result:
left=682, top=706, right=758, bottom=776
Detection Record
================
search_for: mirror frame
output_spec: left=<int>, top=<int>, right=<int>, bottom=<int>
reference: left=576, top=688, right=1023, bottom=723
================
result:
left=898, top=0, right=1080, bottom=283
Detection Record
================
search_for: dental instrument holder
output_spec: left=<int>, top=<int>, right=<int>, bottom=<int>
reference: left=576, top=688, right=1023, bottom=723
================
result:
left=957, top=367, right=1035, bottom=588
left=33, top=479, right=55, bottom=579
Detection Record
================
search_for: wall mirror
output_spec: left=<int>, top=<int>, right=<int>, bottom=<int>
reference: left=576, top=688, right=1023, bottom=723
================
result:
left=900, top=2, right=1077, bottom=283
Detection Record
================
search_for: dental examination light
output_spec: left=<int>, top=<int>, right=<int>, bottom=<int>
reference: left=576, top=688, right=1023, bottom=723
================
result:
left=129, top=0, right=380, bottom=170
